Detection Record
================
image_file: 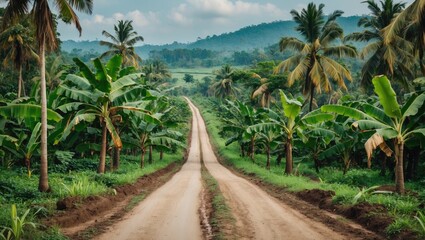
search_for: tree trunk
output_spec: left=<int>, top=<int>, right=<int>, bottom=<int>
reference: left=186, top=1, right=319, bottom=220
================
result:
left=113, top=147, right=120, bottom=170
left=380, top=151, right=387, bottom=176
left=38, top=43, right=49, bottom=192
left=395, top=141, right=405, bottom=194
left=140, top=149, right=145, bottom=168
left=276, top=153, right=283, bottom=166
left=159, top=139, right=164, bottom=160
left=240, top=144, right=245, bottom=157
left=18, top=64, right=23, bottom=98
left=266, top=144, right=271, bottom=170
left=148, top=145, right=153, bottom=164
left=285, top=139, right=293, bottom=174
left=250, top=137, right=255, bottom=162
left=309, top=85, right=315, bottom=112
left=313, top=156, right=320, bottom=173
left=98, top=123, right=107, bottom=174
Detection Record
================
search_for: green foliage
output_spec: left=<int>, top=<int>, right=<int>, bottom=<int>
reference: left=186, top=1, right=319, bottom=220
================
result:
left=59, top=175, right=107, bottom=198
left=386, top=217, right=415, bottom=236
left=414, top=211, right=425, bottom=235
left=0, top=204, right=37, bottom=240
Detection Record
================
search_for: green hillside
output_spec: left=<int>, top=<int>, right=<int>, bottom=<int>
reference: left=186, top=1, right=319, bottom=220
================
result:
left=62, top=16, right=364, bottom=59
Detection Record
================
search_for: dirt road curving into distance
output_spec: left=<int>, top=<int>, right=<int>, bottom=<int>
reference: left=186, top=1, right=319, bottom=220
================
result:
left=186, top=98, right=372, bottom=240
left=95, top=98, right=379, bottom=240
left=95, top=111, right=203, bottom=240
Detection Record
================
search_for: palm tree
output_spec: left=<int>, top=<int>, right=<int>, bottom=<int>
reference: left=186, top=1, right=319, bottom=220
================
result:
left=3, top=0, right=93, bottom=192
left=209, top=64, right=239, bottom=99
left=100, top=20, right=144, bottom=68
left=383, top=0, right=425, bottom=75
left=345, top=0, right=412, bottom=89
left=142, top=60, right=171, bottom=84
left=275, top=2, right=357, bottom=112
left=0, top=23, right=38, bottom=98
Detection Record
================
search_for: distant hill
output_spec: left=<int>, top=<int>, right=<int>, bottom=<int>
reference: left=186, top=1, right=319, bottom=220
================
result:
left=61, top=16, right=365, bottom=59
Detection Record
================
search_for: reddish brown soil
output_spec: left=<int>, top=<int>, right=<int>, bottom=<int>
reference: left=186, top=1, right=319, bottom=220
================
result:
left=44, top=161, right=183, bottom=239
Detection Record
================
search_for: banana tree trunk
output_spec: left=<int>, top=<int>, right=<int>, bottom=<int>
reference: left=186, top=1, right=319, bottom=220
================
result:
left=395, top=140, right=405, bottom=194
left=285, top=138, right=293, bottom=174
left=98, top=123, right=107, bottom=174
left=38, top=42, right=49, bottom=192
left=148, top=145, right=153, bottom=164
left=250, top=136, right=255, bottom=162
left=140, top=148, right=145, bottom=169
left=266, top=144, right=271, bottom=170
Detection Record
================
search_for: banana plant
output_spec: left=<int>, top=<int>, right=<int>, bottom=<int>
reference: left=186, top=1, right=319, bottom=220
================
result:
left=246, top=123, right=281, bottom=170
left=322, top=75, right=425, bottom=194
left=264, top=90, right=334, bottom=174
left=57, top=55, right=157, bottom=174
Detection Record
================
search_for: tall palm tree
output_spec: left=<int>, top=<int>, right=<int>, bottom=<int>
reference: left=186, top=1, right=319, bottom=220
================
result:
left=345, top=0, right=412, bottom=89
left=142, top=60, right=171, bottom=84
left=275, top=2, right=357, bottom=112
left=100, top=20, right=144, bottom=68
left=209, top=64, right=239, bottom=99
left=3, top=0, right=93, bottom=192
left=0, top=23, right=38, bottom=98
left=383, top=0, right=425, bottom=75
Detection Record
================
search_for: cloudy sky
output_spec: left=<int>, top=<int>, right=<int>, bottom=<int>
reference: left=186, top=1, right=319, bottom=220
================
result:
left=30, top=0, right=416, bottom=44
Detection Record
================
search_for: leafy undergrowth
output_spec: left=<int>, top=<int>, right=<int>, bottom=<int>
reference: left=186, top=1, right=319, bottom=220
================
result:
left=192, top=96, right=425, bottom=239
left=0, top=151, right=184, bottom=239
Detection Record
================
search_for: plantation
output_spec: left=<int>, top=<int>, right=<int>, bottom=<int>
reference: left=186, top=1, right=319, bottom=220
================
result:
left=1, top=0, right=425, bottom=239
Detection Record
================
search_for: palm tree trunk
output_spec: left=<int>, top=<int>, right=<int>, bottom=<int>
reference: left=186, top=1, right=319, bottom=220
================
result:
left=309, top=85, right=315, bottom=112
left=18, top=64, right=23, bottom=98
left=98, top=123, right=107, bottom=174
left=395, top=141, right=405, bottom=194
left=38, top=42, right=49, bottom=192
left=113, top=147, right=120, bottom=170
left=285, top=139, right=293, bottom=174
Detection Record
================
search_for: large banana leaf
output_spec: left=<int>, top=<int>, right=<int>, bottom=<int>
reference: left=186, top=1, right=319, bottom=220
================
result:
left=246, top=123, right=280, bottom=135
left=302, top=112, right=334, bottom=124
left=0, top=134, right=18, bottom=146
left=362, top=103, right=393, bottom=125
left=64, top=74, right=91, bottom=90
left=0, top=104, right=62, bottom=122
left=61, top=113, right=97, bottom=141
left=93, top=58, right=111, bottom=92
left=57, top=85, right=99, bottom=103
left=57, top=102, right=94, bottom=113
left=104, top=115, right=122, bottom=149
left=408, top=128, right=425, bottom=138
left=110, top=73, right=140, bottom=93
left=150, top=136, right=185, bottom=149
left=372, top=75, right=401, bottom=118
left=353, top=120, right=391, bottom=130
left=321, top=105, right=370, bottom=120
left=106, top=55, right=123, bottom=81
left=279, top=90, right=301, bottom=120
left=401, top=93, right=425, bottom=118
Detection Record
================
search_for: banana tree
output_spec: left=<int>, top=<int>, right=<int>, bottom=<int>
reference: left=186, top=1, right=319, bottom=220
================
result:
left=221, top=100, right=261, bottom=160
left=268, top=90, right=334, bottom=174
left=57, top=55, right=156, bottom=174
left=246, top=123, right=281, bottom=170
left=322, top=75, right=425, bottom=194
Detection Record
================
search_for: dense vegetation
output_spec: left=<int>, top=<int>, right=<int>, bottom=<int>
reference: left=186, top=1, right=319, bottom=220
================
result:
left=1, top=0, right=425, bottom=239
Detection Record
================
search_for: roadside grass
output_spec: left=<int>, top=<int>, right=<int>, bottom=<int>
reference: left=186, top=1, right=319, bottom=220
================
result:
left=0, top=151, right=185, bottom=240
left=192, top=96, right=425, bottom=238
left=201, top=163, right=235, bottom=240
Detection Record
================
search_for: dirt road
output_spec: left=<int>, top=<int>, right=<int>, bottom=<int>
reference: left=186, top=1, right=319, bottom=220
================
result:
left=95, top=113, right=203, bottom=240
left=95, top=98, right=374, bottom=240
left=187, top=99, right=352, bottom=240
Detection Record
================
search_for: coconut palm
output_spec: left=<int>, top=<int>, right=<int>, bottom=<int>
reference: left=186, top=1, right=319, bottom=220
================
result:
left=345, top=0, right=412, bottom=89
left=383, top=0, right=425, bottom=75
left=0, top=23, right=37, bottom=98
left=100, top=20, right=144, bottom=68
left=275, top=2, right=357, bottom=112
left=3, top=0, right=93, bottom=192
left=209, top=64, right=239, bottom=99
left=142, top=60, right=171, bottom=84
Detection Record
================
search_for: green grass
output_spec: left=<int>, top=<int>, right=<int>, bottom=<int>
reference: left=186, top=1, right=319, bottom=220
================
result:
left=192, top=96, right=425, bottom=238
left=0, top=150, right=184, bottom=240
